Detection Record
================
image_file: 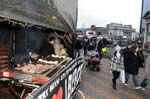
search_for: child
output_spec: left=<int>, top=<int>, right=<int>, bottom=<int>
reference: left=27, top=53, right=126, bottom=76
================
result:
left=110, top=45, right=124, bottom=89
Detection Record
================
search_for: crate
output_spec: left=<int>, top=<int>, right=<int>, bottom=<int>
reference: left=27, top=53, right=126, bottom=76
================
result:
left=0, top=44, right=10, bottom=69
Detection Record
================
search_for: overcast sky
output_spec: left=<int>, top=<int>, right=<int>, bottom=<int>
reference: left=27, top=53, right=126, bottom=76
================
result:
left=77, top=0, right=142, bottom=31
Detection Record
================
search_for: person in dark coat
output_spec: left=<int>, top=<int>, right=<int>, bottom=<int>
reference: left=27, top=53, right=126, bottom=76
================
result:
left=83, top=37, right=89, bottom=56
left=137, top=45, right=145, bottom=68
left=87, top=39, right=95, bottom=51
left=123, top=43, right=133, bottom=70
left=123, top=44, right=141, bottom=89
left=97, top=39, right=105, bottom=59
left=74, top=37, right=82, bottom=57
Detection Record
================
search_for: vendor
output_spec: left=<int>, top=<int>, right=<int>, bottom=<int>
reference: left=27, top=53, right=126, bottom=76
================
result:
left=54, top=37, right=68, bottom=56
left=39, top=36, right=56, bottom=57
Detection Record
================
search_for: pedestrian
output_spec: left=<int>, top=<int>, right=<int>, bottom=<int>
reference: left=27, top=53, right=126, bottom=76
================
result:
left=123, top=44, right=141, bottom=89
left=87, top=39, right=95, bottom=51
left=137, top=45, right=145, bottom=68
left=83, top=37, right=89, bottom=56
left=110, top=45, right=124, bottom=89
left=74, top=37, right=82, bottom=57
left=97, top=39, right=105, bottom=59
left=140, top=54, right=150, bottom=90
left=93, top=37, right=97, bottom=49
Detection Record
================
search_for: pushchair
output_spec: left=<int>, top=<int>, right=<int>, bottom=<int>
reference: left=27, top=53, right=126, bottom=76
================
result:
left=86, top=50, right=101, bottom=71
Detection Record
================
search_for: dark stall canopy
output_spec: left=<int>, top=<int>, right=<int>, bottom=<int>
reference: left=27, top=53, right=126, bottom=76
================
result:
left=0, top=0, right=78, bottom=33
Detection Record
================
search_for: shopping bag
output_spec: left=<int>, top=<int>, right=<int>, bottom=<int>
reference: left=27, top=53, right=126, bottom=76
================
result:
left=102, top=47, right=107, bottom=53
left=119, top=69, right=125, bottom=83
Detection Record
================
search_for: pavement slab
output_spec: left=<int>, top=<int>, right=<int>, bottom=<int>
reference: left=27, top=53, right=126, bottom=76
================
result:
left=73, top=58, right=150, bottom=99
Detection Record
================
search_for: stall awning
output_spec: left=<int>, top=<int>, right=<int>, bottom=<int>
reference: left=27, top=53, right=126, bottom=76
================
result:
left=0, top=0, right=78, bottom=33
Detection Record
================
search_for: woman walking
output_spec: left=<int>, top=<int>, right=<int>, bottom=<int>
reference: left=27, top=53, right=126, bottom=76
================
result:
left=123, top=45, right=141, bottom=89
left=110, top=45, right=124, bottom=89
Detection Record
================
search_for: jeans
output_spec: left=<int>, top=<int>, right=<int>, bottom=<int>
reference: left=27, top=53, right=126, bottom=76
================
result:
left=98, top=52, right=103, bottom=59
left=125, top=72, right=139, bottom=87
left=75, top=49, right=80, bottom=57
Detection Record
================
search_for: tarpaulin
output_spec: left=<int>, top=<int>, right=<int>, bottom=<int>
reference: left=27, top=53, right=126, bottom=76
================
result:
left=0, top=0, right=78, bottom=33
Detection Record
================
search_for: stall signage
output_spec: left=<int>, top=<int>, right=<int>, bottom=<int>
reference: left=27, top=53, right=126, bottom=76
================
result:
left=27, top=58, right=83, bottom=99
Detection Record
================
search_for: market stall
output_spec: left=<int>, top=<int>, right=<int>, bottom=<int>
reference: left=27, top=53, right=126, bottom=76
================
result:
left=0, top=0, right=83, bottom=99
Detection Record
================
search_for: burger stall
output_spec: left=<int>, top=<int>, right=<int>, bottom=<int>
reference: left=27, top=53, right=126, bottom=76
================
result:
left=0, top=0, right=83, bottom=99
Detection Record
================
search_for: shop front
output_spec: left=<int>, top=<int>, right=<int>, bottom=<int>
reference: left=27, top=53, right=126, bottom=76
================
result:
left=0, top=0, right=83, bottom=99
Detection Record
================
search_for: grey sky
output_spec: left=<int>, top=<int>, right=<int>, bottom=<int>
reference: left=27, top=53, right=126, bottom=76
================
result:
left=77, top=0, right=142, bottom=31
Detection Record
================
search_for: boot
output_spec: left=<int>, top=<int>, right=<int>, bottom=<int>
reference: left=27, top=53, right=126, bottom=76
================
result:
left=112, top=79, right=117, bottom=90
left=113, top=83, right=117, bottom=90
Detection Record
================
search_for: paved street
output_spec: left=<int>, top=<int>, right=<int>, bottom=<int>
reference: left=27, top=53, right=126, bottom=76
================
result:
left=74, top=58, right=150, bottom=99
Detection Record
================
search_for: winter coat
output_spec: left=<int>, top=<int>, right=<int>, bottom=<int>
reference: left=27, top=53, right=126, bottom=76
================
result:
left=75, top=40, right=82, bottom=49
left=137, top=50, right=145, bottom=68
left=110, top=55, right=124, bottom=72
left=88, top=45, right=95, bottom=51
left=97, top=41, right=104, bottom=52
left=83, top=40, right=89, bottom=50
left=123, top=48, right=139, bottom=75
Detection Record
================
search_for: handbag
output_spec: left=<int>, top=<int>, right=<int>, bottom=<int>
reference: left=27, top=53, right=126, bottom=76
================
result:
left=119, top=69, right=125, bottom=83
left=102, top=47, right=107, bottom=52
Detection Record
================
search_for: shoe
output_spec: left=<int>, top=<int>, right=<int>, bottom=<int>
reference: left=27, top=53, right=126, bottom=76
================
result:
left=124, top=83, right=128, bottom=86
left=141, top=88, right=145, bottom=91
left=113, top=84, right=117, bottom=90
left=134, top=86, right=141, bottom=90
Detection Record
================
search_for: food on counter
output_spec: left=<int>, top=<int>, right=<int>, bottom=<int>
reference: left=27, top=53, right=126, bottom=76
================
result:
left=38, top=58, right=58, bottom=65
left=44, top=54, right=66, bottom=63
left=15, top=64, right=55, bottom=74
left=51, top=54, right=66, bottom=59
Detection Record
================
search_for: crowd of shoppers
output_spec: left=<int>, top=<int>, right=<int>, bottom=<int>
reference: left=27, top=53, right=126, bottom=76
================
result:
left=75, top=35, right=150, bottom=91
left=74, top=36, right=108, bottom=58
left=110, top=41, right=150, bottom=91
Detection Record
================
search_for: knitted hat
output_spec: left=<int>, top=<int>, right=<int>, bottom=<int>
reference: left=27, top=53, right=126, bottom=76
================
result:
left=115, top=45, right=121, bottom=51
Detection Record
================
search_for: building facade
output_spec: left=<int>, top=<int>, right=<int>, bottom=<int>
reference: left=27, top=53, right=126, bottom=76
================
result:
left=140, top=0, right=150, bottom=37
left=107, top=23, right=136, bottom=40
left=76, top=26, right=107, bottom=36
left=143, top=11, right=150, bottom=49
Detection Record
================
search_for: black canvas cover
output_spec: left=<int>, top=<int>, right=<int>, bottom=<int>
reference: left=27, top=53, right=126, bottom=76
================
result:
left=0, top=0, right=78, bottom=33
